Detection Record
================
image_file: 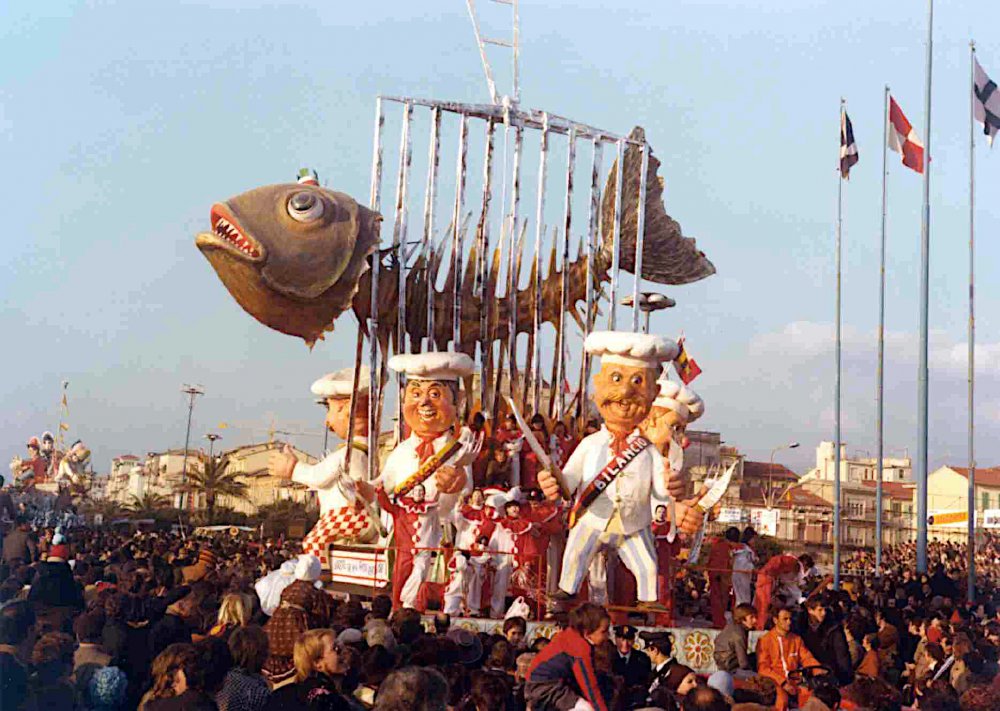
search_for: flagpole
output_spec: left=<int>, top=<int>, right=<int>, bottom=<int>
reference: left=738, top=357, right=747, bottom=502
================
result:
left=968, top=40, right=977, bottom=603
left=876, top=85, right=889, bottom=577
left=915, top=0, right=933, bottom=575
left=834, top=97, right=844, bottom=591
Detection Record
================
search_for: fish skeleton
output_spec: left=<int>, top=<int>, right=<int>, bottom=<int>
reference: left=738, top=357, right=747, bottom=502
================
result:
left=195, top=127, right=715, bottom=351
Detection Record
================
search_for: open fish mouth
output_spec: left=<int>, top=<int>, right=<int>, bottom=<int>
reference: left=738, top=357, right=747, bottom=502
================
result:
left=196, top=204, right=263, bottom=260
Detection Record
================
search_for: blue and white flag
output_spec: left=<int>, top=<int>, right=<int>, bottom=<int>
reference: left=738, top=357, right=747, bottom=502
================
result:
left=974, top=57, right=1000, bottom=147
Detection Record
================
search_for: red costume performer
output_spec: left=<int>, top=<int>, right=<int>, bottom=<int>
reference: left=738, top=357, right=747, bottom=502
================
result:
left=376, top=485, right=441, bottom=609
left=754, top=554, right=805, bottom=629
left=652, top=514, right=682, bottom=626
left=707, top=535, right=737, bottom=629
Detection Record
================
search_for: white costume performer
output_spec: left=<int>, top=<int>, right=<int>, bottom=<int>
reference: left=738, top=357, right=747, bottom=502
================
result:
left=555, top=332, right=678, bottom=604
left=294, top=368, right=376, bottom=568
left=377, top=352, right=474, bottom=609
left=732, top=543, right=758, bottom=606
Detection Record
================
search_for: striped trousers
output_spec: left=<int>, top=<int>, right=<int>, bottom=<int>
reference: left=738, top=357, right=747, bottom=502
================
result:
left=559, top=522, right=658, bottom=602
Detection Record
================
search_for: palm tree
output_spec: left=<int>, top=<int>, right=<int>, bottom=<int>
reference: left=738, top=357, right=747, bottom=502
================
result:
left=126, top=492, right=170, bottom=518
left=184, top=453, right=250, bottom=523
left=82, top=498, right=124, bottom=521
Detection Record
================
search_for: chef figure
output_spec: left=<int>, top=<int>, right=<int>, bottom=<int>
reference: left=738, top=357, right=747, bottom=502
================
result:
left=539, top=331, right=681, bottom=612
left=269, top=367, right=377, bottom=568
left=364, top=351, right=474, bottom=608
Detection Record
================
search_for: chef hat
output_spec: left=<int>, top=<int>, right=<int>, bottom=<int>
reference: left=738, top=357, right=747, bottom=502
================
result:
left=678, top=386, right=705, bottom=422
left=388, top=352, right=474, bottom=382
left=652, top=378, right=688, bottom=418
left=488, top=486, right=523, bottom=512
left=70, top=441, right=91, bottom=461
left=311, top=366, right=371, bottom=399
left=294, top=554, right=323, bottom=582
left=585, top=331, right=679, bottom=369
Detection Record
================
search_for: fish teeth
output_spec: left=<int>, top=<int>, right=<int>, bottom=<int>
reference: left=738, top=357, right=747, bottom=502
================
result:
left=213, top=216, right=257, bottom=256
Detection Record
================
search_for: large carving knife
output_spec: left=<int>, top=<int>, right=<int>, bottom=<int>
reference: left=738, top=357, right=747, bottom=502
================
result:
left=503, top=396, right=572, bottom=500
left=686, top=460, right=737, bottom=564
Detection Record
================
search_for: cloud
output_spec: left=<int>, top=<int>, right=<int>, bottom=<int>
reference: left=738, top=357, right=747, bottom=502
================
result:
left=703, top=320, right=1000, bottom=473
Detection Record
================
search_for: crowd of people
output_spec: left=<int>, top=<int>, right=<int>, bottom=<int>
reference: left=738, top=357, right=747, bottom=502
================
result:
left=4, top=500, right=1000, bottom=711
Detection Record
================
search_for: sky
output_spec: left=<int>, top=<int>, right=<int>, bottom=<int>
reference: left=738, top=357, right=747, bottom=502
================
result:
left=2, top=0, right=1000, bottom=476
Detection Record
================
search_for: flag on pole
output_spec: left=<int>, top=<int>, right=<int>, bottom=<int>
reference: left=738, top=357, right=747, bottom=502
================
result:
left=888, top=96, right=925, bottom=173
left=974, top=56, right=1000, bottom=147
left=674, top=338, right=702, bottom=385
left=840, top=110, right=859, bottom=178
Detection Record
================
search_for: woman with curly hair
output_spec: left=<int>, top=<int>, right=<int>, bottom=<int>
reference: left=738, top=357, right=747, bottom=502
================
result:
left=140, top=642, right=217, bottom=711
left=24, top=631, right=77, bottom=711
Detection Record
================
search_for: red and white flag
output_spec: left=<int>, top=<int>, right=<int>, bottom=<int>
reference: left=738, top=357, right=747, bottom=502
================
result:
left=887, top=96, right=924, bottom=173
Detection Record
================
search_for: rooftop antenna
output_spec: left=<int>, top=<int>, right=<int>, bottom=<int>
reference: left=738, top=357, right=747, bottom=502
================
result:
left=465, top=0, right=520, bottom=106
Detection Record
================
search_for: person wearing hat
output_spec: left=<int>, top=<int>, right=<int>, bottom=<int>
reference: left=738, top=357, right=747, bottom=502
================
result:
left=374, top=482, right=442, bottom=610
left=262, top=554, right=335, bottom=686
left=640, top=378, right=706, bottom=500
left=485, top=488, right=563, bottom=618
left=612, top=624, right=652, bottom=689
left=180, top=546, right=219, bottom=584
left=270, top=366, right=377, bottom=568
left=445, top=489, right=495, bottom=616
left=538, top=332, right=697, bottom=613
left=361, top=351, right=475, bottom=608
left=17, top=436, right=47, bottom=485
left=640, top=630, right=677, bottom=703
left=27, top=533, right=83, bottom=626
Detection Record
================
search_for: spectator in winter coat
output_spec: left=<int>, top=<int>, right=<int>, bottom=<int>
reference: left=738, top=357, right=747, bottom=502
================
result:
left=525, top=603, right=611, bottom=711
left=798, top=598, right=854, bottom=686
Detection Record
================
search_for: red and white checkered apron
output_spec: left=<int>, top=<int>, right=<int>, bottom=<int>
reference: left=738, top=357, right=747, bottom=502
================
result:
left=302, top=505, right=372, bottom=567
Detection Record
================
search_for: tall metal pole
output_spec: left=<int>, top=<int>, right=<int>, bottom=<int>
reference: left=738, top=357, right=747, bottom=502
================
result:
left=423, top=107, right=442, bottom=352
left=578, top=138, right=603, bottom=431
left=368, top=98, right=385, bottom=481
left=180, top=385, right=204, bottom=513
left=531, top=113, right=549, bottom=414
left=876, top=86, right=889, bottom=576
left=608, top=139, right=625, bottom=330
left=630, top=144, right=649, bottom=333
left=393, top=103, right=413, bottom=442
left=915, top=0, right=934, bottom=574
left=451, top=115, right=470, bottom=352
left=554, top=126, right=576, bottom=420
left=968, top=40, right=977, bottom=602
left=205, top=433, right=221, bottom=459
left=506, top=122, right=524, bottom=400
left=834, top=98, right=844, bottom=590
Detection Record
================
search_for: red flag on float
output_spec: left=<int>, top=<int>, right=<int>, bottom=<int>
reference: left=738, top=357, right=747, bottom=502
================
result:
left=887, top=96, right=924, bottom=173
left=674, top=337, right=702, bottom=385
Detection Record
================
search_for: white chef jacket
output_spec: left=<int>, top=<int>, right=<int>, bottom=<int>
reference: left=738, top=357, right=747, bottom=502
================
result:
left=562, top=426, right=669, bottom=536
left=291, top=437, right=368, bottom=516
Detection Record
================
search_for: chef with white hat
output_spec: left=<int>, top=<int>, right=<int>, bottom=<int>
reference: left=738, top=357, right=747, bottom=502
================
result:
left=368, top=351, right=475, bottom=609
left=538, top=331, right=678, bottom=613
left=640, top=378, right=706, bottom=498
left=269, top=366, right=376, bottom=568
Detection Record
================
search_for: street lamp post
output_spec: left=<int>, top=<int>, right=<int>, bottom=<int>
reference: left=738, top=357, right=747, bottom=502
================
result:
left=767, top=442, right=800, bottom=508
left=205, top=433, right=222, bottom=458
left=179, top=385, right=204, bottom=513
left=620, top=292, right=676, bottom=334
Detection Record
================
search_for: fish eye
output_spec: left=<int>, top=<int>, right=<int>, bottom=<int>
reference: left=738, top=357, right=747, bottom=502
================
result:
left=287, top=191, right=325, bottom=222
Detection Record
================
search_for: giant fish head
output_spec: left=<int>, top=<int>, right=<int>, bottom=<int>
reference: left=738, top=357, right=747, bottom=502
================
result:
left=195, top=183, right=381, bottom=347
